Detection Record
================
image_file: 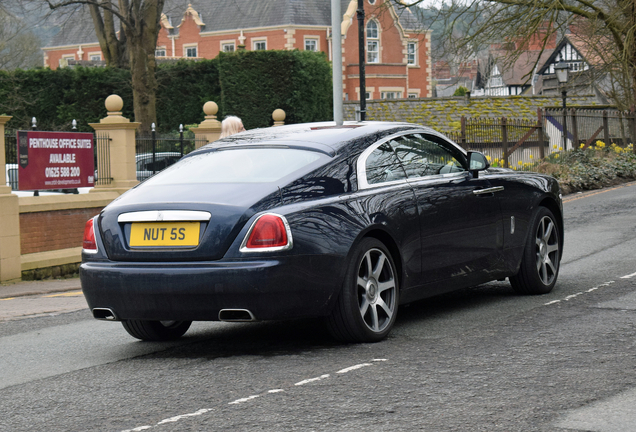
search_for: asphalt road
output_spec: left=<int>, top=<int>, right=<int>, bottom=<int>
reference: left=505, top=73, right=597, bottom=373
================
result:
left=1, top=182, right=636, bottom=432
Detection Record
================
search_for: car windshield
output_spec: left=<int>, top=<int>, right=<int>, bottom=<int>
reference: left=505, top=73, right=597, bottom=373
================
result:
left=143, top=147, right=325, bottom=185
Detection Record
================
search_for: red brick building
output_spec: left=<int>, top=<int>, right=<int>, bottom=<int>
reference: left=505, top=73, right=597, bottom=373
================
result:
left=42, top=0, right=431, bottom=101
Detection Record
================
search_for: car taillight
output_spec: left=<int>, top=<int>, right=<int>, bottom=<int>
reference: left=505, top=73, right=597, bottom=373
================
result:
left=83, top=217, right=98, bottom=253
left=241, top=213, right=292, bottom=252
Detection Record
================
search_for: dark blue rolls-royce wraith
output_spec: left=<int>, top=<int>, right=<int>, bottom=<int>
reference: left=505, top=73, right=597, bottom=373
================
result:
left=81, top=121, right=563, bottom=342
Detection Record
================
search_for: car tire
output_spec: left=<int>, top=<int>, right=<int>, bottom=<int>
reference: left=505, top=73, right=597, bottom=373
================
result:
left=327, top=238, right=399, bottom=342
left=510, top=206, right=561, bottom=295
left=121, top=320, right=192, bottom=341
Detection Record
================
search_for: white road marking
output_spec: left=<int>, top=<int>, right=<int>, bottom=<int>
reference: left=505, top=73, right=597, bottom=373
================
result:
left=545, top=281, right=615, bottom=306
left=119, top=359, right=385, bottom=432
left=337, top=363, right=372, bottom=374
left=229, top=395, right=259, bottom=405
left=621, top=271, right=636, bottom=279
left=121, top=426, right=152, bottom=432
left=157, top=409, right=211, bottom=424
left=295, top=374, right=329, bottom=386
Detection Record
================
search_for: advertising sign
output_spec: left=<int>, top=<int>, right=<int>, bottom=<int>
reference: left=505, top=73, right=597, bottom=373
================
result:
left=17, top=131, right=95, bottom=190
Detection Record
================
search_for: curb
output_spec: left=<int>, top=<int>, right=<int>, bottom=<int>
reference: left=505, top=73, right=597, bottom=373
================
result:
left=0, top=278, right=81, bottom=299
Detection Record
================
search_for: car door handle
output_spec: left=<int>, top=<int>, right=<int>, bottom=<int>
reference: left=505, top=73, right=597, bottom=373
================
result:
left=473, top=186, right=504, bottom=195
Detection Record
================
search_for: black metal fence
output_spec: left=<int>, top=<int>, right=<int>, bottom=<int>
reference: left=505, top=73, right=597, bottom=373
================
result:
left=4, top=130, right=18, bottom=190
left=3, top=126, right=208, bottom=191
left=94, top=132, right=111, bottom=186
left=135, top=130, right=207, bottom=181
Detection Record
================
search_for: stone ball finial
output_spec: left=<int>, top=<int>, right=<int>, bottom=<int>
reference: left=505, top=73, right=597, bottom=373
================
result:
left=203, top=101, right=218, bottom=117
left=272, top=109, right=286, bottom=122
left=105, top=94, right=124, bottom=113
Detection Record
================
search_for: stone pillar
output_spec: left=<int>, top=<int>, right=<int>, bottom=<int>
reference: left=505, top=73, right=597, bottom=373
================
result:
left=89, top=95, right=140, bottom=194
left=0, top=115, right=21, bottom=282
left=191, top=101, right=221, bottom=148
left=273, top=109, right=286, bottom=126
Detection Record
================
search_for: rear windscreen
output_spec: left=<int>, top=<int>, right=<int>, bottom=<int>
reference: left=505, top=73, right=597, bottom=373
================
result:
left=143, top=148, right=325, bottom=185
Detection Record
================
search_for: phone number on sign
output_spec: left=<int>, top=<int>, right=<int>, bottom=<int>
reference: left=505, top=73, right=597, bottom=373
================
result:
left=45, top=166, right=81, bottom=178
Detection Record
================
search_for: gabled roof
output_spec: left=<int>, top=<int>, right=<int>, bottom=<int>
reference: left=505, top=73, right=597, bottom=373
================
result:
left=45, top=0, right=422, bottom=49
left=536, top=35, right=592, bottom=75
left=489, top=49, right=554, bottom=86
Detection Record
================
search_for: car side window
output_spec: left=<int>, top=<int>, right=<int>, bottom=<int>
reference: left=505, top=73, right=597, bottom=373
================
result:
left=365, top=143, right=407, bottom=184
left=389, top=134, right=465, bottom=179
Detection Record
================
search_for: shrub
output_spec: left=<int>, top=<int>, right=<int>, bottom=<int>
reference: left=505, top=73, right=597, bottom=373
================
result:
left=534, top=143, right=636, bottom=194
left=453, top=86, right=469, bottom=97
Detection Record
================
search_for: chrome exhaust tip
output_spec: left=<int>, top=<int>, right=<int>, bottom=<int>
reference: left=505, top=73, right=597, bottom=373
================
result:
left=92, top=308, right=118, bottom=321
left=218, top=309, right=256, bottom=322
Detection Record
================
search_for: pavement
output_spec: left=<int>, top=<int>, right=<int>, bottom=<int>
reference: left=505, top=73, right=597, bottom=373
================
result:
left=0, top=277, right=81, bottom=299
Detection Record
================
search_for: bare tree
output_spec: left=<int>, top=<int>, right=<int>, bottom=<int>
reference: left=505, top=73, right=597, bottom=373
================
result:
left=0, top=8, right=42, bottom=70
left=43, top=0, right=166, bottom=133
left=401, top=0, right=636, bottom=109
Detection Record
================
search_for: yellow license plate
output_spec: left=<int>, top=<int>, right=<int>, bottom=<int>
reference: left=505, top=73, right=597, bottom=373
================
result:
left=130, top=222, right=200, bottom=247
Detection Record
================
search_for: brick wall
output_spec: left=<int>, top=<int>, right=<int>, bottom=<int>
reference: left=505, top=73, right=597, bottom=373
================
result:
left=20, top=207, right=104, bottom=255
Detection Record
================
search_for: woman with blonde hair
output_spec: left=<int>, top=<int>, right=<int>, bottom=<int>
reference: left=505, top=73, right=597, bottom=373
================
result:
left=220, top=116, right=245, bottom=138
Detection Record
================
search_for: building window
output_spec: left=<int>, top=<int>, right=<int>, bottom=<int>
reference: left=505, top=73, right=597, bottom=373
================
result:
left=305, top=38, right=318, bottom=51
left=59, top=54, right=74, bottom=67
left=253, top=40, right=267, bottom=50
left=89, top=53, right=102, bottom=61
left=184, top=45, right=197, bottom=58
left=155, top=48, right=166, bottom=57
left=222, top=43, right=235, bottom=52
left=367, top=21, right=379, bottom=63
left=381, top=91, right=401, bottom=99
left=369, top=0, right=376, bottom=4
left=407, top=42, right=416, bottom=65
left=408, top=93, right=418, bottom=99
left=365, top=92, right=371, bottom=100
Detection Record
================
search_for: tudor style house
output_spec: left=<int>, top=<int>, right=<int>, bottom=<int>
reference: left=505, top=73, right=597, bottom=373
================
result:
left=42, top=0, right=432, bottom=101
left=535, top=34, right=603, bottom=98
left=478, top=21, right=608, bottom=101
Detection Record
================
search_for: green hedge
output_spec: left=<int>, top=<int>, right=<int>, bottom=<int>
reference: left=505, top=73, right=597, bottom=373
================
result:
left=0, top=67, right=132, bottom=132
left=155, top=59, right=222, bottom=132
left=218, top=50, right=333, bottom=130
left=0, top=50, right=332, bottom=133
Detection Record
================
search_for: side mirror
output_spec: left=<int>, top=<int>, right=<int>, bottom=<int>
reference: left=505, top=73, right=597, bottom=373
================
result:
left=467, top=151, right=490, bottom=178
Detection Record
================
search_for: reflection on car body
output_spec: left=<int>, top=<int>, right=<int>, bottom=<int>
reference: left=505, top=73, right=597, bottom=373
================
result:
left=81, top=121, right=563, bottom=343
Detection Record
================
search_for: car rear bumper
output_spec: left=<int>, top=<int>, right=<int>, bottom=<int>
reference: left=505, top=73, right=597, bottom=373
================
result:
left=80, top=255, right=343, bottom=322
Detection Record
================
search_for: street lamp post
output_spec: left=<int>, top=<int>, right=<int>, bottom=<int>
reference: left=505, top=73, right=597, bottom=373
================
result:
left=357, top=0, right=366, bottom=121
left=555, top=62, right=569, bottom=150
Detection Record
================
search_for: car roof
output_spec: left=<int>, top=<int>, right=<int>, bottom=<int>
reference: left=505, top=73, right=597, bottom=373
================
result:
left=197, top=121, right=436, bottom=157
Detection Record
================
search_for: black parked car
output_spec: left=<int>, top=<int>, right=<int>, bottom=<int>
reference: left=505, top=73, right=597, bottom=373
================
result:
left=81, top=122, right=563, bottom=342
